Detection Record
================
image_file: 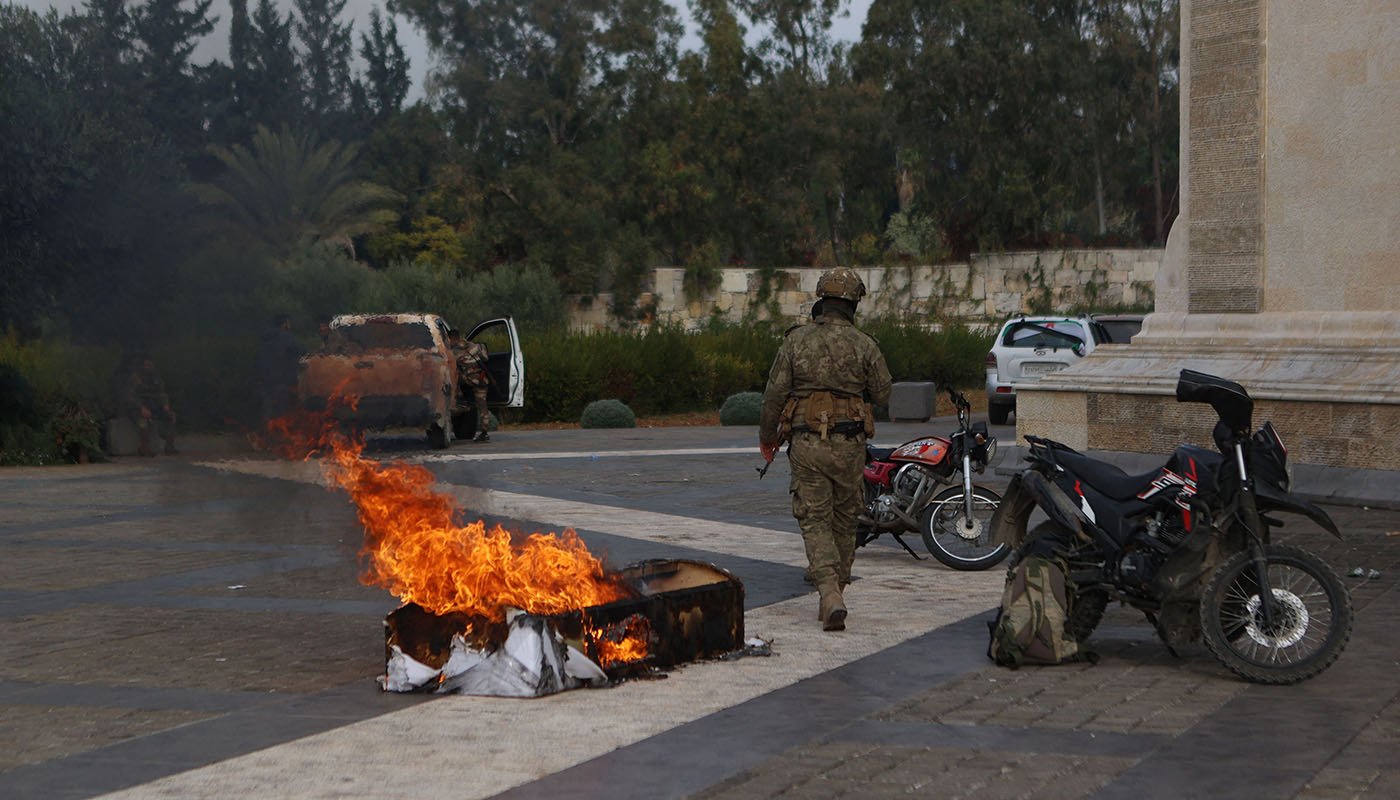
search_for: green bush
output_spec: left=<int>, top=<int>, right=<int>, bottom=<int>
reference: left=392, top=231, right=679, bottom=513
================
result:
left=719, top=392, right=764, bottom=425
left=0, top=422, right=61, bottom=465
left=516, top=319, right=989, bottom=424
left=580, top=398, right=636, bottom=429
left=863, top=318, right=994, bottom=387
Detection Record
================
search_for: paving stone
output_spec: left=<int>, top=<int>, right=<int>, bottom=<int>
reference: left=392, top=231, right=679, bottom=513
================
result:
left=1, top=429, right=1397, bottom=800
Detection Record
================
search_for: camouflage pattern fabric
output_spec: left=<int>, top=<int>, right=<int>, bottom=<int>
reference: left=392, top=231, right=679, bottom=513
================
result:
left=760, top=311, right=892, bottom=588
left=453, top=340, right=491, bottom=434
left=759, top=313, right=892, bottom=443
left=788, top=430, right=867, bottom=587
left=456, top=340, right=490, bottom=388
left=987, top=555, right=1091, bottom=667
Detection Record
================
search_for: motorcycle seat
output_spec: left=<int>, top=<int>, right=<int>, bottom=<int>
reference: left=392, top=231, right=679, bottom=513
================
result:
left=867, top=446, right=895, bottom=462
left=1055, top=449, right=1162, bottom=500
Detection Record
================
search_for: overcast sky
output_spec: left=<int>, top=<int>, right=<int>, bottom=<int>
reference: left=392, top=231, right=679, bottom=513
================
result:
left=15, top=0, right=874, bottom=102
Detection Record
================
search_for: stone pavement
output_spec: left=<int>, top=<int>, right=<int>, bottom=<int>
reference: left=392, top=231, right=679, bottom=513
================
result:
left=0, top=419, right=1396, bottom=799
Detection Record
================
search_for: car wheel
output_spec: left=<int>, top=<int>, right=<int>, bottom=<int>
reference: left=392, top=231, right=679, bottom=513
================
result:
left=426, top=423, right=449, bottom=449
left=988, top=404, right=1011, bottom=425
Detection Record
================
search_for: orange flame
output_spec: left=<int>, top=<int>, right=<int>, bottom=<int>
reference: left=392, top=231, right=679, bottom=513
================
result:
left=586, top=614, right=652, bottom=669
left=265, top=403, right=636, bottom=626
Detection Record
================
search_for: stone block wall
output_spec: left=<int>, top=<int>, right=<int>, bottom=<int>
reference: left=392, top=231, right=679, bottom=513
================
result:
left=565, top=249, right=1164, bottom=331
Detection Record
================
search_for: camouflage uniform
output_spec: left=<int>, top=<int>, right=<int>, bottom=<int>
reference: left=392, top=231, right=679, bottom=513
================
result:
left=453, top=338, right=491, bottom=442
left=123, top=360, right=177, bottom=456
left=760, top=268, right=892, bottom=630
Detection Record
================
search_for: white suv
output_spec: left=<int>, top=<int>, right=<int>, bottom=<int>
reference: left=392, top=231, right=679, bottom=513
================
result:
left=984, top=315, right=1118, bottom=425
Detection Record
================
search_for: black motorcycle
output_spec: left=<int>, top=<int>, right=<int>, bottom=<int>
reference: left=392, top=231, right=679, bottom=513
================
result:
left=990, top=369, right=1352, bottom=684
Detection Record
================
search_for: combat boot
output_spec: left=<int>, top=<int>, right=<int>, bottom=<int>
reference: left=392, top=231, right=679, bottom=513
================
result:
left=817, top=582, right=847, bottom=631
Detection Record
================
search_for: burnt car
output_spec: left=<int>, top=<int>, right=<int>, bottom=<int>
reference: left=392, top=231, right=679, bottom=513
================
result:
left=298, top=313, right=523, bottom=448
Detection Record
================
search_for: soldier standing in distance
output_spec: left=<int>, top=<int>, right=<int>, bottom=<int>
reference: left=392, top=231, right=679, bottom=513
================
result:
left=759, top=268, right=892, bottom=631
left=124, top=356, right=178, bottom=457
left=449, top=329, right=492, bottom=443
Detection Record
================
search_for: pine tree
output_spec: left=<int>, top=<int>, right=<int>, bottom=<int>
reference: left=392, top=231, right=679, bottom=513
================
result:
left=354, top=8, right=410, bottom=121
left=247, top=0, right=301, bottom=132
left=130, top=0, right=216, bottom=151
left=294, top=0, right=353, bottom=128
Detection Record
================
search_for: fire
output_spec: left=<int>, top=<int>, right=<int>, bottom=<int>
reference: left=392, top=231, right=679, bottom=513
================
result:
left=266, top=403, right=639, bottom=628
left=586, top=614, right=652, bottom=669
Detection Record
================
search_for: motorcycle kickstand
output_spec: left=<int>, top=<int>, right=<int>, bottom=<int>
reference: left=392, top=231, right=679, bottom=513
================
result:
left=890, top=534, right=925, bottom=560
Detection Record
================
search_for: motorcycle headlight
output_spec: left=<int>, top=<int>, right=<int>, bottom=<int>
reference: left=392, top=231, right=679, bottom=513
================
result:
left=982, top=435, right=997, bottom=469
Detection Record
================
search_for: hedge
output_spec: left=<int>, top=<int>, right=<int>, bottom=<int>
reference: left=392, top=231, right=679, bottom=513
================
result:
left=515, top=320, right=992, bottom=423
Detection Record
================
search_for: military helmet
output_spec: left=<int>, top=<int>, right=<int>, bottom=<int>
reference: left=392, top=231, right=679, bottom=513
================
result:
left=815, top=267, right=866, bottom=302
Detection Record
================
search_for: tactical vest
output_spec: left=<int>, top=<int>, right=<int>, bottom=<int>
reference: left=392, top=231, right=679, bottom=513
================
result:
left=779, top=390, right=874, bottom=440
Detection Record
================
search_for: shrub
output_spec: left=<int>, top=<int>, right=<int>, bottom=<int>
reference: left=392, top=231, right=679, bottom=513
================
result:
left=0, top=332, right=115, bottom=464
left=516, top=320, right=988, bottom=424
left=580, top=399, right=636, bottom=429
left=863, top=318, right=995, bottom=388
left=719, top=392, right=764, bottom=426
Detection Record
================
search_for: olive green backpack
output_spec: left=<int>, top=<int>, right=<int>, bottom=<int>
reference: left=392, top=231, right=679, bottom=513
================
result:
left=987, top=555, right=1095, bottom=668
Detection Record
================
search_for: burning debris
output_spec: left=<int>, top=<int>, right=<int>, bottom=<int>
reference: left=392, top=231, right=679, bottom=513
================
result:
left=265, top=403, right=746, bottom=698
left=383, top=611, right=608, bottom=697
left=382, top=559, right=747, bottom=696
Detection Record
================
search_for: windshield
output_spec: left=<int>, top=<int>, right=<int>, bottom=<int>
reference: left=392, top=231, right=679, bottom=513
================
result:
left=1097, top=319, right=1143, bottom=343
left=331, top=320, right=435, bottom=352
left=1002, top=320, right=1086, bottom=349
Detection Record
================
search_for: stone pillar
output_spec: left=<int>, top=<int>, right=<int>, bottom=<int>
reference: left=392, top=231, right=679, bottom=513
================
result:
left=1016, top=0, right=1400, bottom=471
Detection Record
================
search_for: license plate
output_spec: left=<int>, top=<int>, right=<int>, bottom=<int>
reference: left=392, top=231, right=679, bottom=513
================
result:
left=1019, top=363, right=1065, bottom=377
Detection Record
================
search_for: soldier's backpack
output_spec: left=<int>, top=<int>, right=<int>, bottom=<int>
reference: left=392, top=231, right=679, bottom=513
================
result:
left=987, top=555, right=1095, bottom=668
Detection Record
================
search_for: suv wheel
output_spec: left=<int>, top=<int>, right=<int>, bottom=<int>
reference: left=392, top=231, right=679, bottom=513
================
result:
left=988, top=404, right=1011, bottom=425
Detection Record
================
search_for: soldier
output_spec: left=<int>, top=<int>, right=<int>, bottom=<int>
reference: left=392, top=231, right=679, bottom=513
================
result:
left=759, top=268, right=892, bottom=631
left=124, top=356, right=178, bottom=456
left=448, top=329, right=492, bottom=443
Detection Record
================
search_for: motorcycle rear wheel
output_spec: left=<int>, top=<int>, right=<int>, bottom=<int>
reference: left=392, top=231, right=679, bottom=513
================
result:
left=919, top=485, right=1009, bottom=570
left=1199, top=544, right=1352, bottom=685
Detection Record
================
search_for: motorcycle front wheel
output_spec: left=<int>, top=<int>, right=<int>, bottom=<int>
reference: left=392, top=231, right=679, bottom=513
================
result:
left=1199, top=544, right=1352, bottom=685
left=919, top=485, right=1009, bottom=570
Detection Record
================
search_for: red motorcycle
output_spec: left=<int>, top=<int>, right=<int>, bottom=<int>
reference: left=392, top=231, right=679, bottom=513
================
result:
left=856, top=388, right=1009, bottom=570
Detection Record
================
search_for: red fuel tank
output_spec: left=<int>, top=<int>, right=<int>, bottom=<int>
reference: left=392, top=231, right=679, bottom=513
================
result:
left=889, top=436, right=951, bottom=467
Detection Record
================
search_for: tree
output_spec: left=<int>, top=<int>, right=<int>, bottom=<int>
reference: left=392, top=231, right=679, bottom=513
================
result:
left=856, top=0, right=1092, bottom=256
left=354, top=8, right=410, bottom=121
left=1, top=5, right=191, bottom=342
left=190, top=125, right=402, bottom=261
left=392, top=0, right=682, bottom=287
left=218, top=0, right=302, bottom=143
left=130, top=0, right=217, bottom=151
left=294, top=0, right=354, bottom=129
left=736, top=0, right=842, bottom=79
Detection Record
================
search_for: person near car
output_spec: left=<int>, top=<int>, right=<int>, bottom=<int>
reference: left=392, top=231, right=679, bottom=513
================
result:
left=449, top=329, right=491, bottom=442
left=759, top=267, right=893, bottom=631
left=123, top=356, right=177, bottom=456
left=254, top=313, right=303, bottom=424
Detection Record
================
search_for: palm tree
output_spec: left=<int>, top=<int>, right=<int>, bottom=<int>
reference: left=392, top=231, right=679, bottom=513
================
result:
left=190, top=125, right=401, bottom=260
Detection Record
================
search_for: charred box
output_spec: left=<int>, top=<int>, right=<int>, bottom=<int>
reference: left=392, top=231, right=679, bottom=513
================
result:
left=385, top=559, right=745, bottom=677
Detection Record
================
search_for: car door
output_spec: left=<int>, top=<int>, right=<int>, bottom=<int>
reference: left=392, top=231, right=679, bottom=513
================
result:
left=466, top=317, right=525, bottom=408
